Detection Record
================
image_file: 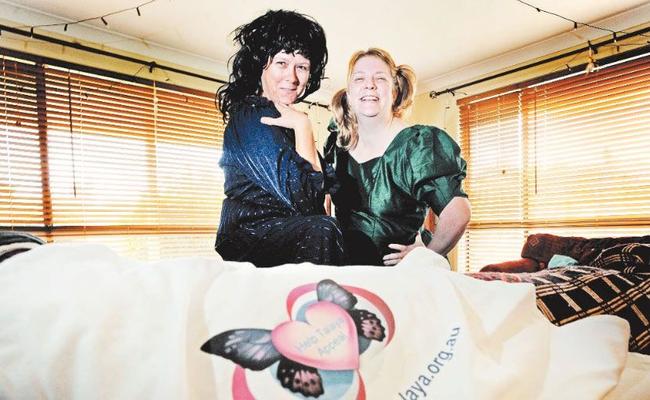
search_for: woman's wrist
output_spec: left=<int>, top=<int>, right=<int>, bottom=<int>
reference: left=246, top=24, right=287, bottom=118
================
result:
left=293, top=116, right=312, bottom=134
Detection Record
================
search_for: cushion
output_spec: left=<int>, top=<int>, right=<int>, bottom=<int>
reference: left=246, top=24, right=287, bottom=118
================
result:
left=548, top=254, right=579, bottom=269
left=521, top=234, right=650, bottom=267
left=591, top=243, right=650, bottom=273
left=521, top=234, right=575, bottom=267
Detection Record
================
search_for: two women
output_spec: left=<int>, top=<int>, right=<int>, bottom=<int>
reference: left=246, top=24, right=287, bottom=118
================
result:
left=214, top=10, right=344, bottom=267
left=215, top=10, right=469, bottom=267
left=328, top=48, right=471, bottom=265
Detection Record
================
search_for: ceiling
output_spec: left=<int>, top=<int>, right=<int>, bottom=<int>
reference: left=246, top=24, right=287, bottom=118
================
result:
left=2, top=0, right=650, bottom=102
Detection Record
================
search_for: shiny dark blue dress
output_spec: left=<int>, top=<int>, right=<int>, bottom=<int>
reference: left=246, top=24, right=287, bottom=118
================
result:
left=215, top=97, right=344, bottom=267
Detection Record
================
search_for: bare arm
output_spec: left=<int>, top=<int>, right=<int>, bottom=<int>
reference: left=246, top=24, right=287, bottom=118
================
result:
left=293, top=118, right=321, bottom=172
left=324, top=194, right=332, bottom=216
left=425, top=196, right=471, bottom=256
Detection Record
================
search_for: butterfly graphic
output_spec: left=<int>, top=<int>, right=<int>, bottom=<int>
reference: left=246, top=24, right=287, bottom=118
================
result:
left=200, top=279, right=387, bottom=398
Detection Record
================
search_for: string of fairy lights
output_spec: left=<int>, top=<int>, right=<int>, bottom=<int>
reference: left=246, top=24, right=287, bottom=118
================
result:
left=429, top=0, right=650, bottom=98
left=9, top=0, right=158, bottom=37
left=7, top=0, right=648, bottom=44
left=516, top=0, right=650, bottom=40
left=0, top=0, right=648, bottom=102
left=517, top=0, right=650, bottom=74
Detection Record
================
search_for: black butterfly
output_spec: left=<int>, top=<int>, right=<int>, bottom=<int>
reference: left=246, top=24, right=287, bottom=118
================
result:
left=200, top=279, right=386, bottom=398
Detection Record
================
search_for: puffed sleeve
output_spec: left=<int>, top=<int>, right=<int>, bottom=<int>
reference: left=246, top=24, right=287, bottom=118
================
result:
left=221, top=102, right=325, bottom=214
left=407, top=126, right=467, bottom=216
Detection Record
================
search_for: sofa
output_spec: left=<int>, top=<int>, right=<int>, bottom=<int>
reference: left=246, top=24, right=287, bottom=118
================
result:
left=479, top=233, right=650, bottom=273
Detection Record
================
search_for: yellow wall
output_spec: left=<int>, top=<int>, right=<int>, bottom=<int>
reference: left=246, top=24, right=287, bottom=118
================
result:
left=294, top=102, right=332, bottom=151
left=0, top=25, right=222, bottom=93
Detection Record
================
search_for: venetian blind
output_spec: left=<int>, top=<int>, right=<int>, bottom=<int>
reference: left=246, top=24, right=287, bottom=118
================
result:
left=1, top=57, right=42, bottom=228
left=457, top=89, right=524, bottom=271
left=1, top=49, right=224, bottom=261
left=457, top=54, right=650, bottom=272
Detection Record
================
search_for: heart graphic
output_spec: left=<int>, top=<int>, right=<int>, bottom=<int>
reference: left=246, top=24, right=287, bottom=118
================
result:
left=271, top=301, right=359, bottom=370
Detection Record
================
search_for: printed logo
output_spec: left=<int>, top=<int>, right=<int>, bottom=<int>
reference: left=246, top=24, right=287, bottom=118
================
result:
left=201, top=279, right=395, bottom=399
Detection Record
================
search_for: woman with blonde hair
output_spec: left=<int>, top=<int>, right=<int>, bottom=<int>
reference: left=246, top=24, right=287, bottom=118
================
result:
left=327, top=48, right=471, bottom=265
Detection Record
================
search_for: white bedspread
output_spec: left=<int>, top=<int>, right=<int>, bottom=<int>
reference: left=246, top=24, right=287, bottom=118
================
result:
left=0, top=244, right=632, bottom=399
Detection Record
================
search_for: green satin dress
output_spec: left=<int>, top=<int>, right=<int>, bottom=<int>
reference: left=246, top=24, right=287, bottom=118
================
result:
left=325, top=124, right=468, bottom=265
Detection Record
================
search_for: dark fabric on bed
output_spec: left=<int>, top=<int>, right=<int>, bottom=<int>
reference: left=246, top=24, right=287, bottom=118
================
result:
left=591, top=243, right=650, bottom=273
left=468, top=266, right=650, bottom=355
left=0, top=231, right=45, bottom=246
left=0, top=249, right=31, bottom=262
left=0, top=231, right=46, bottom=262
left=215, top=96, right=344, bottom=267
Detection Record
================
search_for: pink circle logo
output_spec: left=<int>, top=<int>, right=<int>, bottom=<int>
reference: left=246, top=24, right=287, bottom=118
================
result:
left=201, top=279, right=395, bottom=399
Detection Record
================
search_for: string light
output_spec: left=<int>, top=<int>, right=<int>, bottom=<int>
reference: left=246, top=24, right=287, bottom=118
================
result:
left=16, top=0, right=155, bottom=34
left=428, top=3, right=650, bottom=98
left=518, top=1, right=648, bottom=75
left=516, top=0, right=650, bottom=39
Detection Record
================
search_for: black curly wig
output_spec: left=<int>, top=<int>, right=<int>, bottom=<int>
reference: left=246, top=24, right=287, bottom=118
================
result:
left=217, top=9, right=328, bottom=120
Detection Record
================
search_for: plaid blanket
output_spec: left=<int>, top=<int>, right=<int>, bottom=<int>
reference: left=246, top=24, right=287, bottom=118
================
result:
left=468, top=266, right=650, bottom=355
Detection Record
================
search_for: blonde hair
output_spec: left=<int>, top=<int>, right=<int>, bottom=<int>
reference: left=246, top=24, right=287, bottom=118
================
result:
left=331, top=48, right=416, bottom=151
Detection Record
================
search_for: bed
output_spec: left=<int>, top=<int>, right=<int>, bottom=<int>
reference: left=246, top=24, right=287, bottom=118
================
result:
left=1, top=243, right=649, bottom=399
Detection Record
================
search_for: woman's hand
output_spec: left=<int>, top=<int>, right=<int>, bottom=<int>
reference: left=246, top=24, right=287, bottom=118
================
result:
left=383, top=233, right=425, bottom=266
left=260, top=102, right=310, bottom=131
left=260, top=102, right=321, bottom=172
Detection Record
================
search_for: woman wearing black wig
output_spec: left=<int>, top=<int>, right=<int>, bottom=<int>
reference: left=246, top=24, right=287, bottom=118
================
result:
left=214, top=10, right=344, bottom=267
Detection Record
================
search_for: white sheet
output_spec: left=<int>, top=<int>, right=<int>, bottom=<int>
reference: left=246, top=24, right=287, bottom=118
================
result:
left=604, top=352, right=650, bottom=400
left=0, top=244, right=634, bottom=399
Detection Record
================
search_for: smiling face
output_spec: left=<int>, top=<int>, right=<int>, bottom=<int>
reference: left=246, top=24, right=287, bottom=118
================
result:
left=347, top=55, right=395, bottom=120
left=261, top=51, right=311, bottom=105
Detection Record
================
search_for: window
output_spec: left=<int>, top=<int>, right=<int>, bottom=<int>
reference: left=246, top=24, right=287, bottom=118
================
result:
left=457, top=53, right=650, bottom=272
left=1, top=48, right=224, bottom=261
